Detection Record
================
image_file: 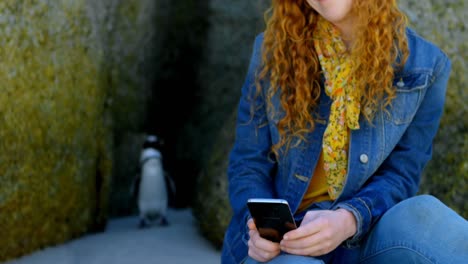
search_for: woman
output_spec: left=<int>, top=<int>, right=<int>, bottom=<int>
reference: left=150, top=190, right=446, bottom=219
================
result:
left=221, top=0, right=467, bottom=263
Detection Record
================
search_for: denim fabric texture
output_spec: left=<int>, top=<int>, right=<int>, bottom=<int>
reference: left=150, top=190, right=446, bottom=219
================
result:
left=221, top=28, right=457, bottom=264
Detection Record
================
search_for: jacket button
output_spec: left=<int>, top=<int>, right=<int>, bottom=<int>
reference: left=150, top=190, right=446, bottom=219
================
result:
left=360, top=154, right=369, bottom=164
left=397, top=78, right=405, bottom=88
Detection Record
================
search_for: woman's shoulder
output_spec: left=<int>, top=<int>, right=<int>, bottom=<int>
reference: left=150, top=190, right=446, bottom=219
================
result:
left=246, top=32, right=265, bottom=68
left=255, top=31, right=265, bottom=40
left=404, top=27, right=450, bottom=75
left=253, top=32, right=265, bottom=48
left=405, top=27, right=446, bottom=55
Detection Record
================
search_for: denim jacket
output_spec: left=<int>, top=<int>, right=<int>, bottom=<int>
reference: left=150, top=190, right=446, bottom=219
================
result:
left=221, top=28, right=451, bottom=264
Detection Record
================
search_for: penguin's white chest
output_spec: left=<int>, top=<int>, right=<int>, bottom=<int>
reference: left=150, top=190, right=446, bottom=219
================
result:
left=138, top=158, right=167, bottom=214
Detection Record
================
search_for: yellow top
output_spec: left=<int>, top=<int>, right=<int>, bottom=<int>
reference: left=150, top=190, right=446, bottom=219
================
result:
left=297, top=150, right=330, bottom=212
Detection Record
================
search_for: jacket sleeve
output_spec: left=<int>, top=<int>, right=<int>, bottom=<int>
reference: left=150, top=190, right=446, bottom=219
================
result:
left=333, top=53, right=452, bottom=247
left=227, top=33, right=276, bottom=222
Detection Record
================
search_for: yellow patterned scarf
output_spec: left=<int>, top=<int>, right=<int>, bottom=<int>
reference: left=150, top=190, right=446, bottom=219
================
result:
left=313, top=16, right=361, bottom=199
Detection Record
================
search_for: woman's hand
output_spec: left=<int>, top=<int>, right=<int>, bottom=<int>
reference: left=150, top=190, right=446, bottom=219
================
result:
left=247, top=218, right=281, bottom=262
left=279, top=209, right=357, bottom=256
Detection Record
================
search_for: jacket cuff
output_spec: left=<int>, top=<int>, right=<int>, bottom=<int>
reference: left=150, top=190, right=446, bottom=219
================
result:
left=333, top=197, right=372, bottom=247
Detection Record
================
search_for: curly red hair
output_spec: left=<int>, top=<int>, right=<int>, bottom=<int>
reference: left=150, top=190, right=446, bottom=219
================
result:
left=256, top=0, right=409, bottom=155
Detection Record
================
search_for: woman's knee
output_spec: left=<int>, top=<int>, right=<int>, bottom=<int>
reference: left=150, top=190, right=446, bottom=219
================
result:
left=360, top=247, right=433, bottom=264
left=378, top=194, right=455, bottom=231
left=391, top=194, right=442, bottom=216
left=362, top=195, right=468, bottom=263
left=396, top=194, right=443, bottom=211
left=364, top=194, right=467, bottom=244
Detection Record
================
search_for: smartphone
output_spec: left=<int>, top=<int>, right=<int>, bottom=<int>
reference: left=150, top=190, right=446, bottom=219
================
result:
left=247, top=198, right=297, bottom=243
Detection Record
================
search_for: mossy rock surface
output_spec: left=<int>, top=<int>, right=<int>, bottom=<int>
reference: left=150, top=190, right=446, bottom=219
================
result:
left=191, top=0, right=269, bottom=248
left=193, top=0, right=467, bottom=249
left=193, top=110, right=237, bottom=248
left=0, top=0, right=164, bottom=258
left=0, top=0, right=146, bottom=261
left=400, top=0, right=467, bottom=218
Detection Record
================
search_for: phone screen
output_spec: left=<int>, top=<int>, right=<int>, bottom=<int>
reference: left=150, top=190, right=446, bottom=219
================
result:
left=247, top=198, right=297, bottom=242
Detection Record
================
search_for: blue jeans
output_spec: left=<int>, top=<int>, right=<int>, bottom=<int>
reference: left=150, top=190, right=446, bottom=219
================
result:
left=245, top=195, right=468, bottom=264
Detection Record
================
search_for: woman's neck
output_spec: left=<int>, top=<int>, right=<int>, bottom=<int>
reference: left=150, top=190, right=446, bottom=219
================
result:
left=334, top=19, right=355, bottom=50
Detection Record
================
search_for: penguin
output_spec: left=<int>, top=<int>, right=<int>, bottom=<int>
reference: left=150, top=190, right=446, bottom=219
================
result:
left=134, top=134, right=170, bottom=228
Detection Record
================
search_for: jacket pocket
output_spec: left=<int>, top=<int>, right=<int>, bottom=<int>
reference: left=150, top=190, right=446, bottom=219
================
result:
left=385, top=72, right=429, bottom=125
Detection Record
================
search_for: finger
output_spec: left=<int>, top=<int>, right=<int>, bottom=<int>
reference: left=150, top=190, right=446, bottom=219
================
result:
left=248, top=240, right=280, bottom=262
left=247, top=218, right=256, bottom=230
left=250, top=230, right=281, bottom=252
left=281, top=230, right=338, bottom=257
left=283, top=220, right=323, bottom=241
left=280, top=230, right=322, bottom=250
left=284, top=211, right=330, bottom=240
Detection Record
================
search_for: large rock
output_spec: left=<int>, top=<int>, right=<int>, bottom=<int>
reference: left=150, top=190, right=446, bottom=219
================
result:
left=0, top=0, right=110, bottom=261
left=191, top=0, right=269, bottom=248
left=193, top=110, right=237, bottom=248
left=0, top=0, right=161, bottom=260
left=180, top=0, right=270, bottom=169
left=193, top=0, right=467, bottom=249
left=400, top=0, right=467, bottom=218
